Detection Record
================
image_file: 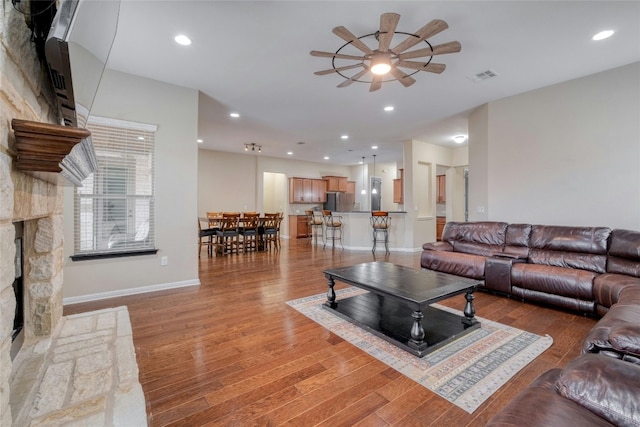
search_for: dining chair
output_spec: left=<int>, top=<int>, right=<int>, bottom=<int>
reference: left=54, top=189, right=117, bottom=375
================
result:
left=239, top=212, right=260, bottom=252
left=198, top=218, right=216, bottom=258
left=370, top=211, right=391, bottom=254
left=215, top=212, right=240, bottom=254
left=262, top=213, right=282, bottom=251
left=322, top=210, right=343, bottom=249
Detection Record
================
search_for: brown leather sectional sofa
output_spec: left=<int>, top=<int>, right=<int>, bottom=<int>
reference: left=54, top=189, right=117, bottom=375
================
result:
left=420, top=222, right=640, bottom=426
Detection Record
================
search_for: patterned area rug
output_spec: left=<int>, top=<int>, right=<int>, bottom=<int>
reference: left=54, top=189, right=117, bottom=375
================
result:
left=287, top=287, right=553, bottom=414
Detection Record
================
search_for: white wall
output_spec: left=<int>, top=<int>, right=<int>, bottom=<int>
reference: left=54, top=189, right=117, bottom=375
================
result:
left=63, top=70, right=199, bottom=300
left=470, top=62, right=640, bottom=229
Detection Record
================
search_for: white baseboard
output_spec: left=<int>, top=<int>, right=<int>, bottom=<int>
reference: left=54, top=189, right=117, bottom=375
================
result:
left=63, top=279, right=200, bottom=305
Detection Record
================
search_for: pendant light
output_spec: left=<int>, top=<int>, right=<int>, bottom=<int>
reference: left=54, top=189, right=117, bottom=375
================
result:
left=371, top=154, right=377, bottom=194
left=360, top=156, right=366, bottom=195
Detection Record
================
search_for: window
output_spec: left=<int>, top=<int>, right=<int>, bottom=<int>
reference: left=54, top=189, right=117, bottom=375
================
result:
left=72, top=116, right=157, bottom=259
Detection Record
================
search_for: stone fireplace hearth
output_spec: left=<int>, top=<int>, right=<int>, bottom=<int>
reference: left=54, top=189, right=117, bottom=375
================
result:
left=0, top=7, right=146, bottom=426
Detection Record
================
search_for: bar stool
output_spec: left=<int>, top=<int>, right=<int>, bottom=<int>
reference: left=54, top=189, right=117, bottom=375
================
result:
left=306, top=210, right=324, bottom=246
left=322, top=210, right=343, bottom=249
left=370, top=211, right=390, bottom=254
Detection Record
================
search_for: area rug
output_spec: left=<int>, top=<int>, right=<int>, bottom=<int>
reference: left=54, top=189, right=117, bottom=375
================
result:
left=286, top=287, right=553, bottom=414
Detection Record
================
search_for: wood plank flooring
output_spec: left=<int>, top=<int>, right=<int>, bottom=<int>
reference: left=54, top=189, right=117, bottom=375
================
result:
left=64, top=239, right=597, bottom=426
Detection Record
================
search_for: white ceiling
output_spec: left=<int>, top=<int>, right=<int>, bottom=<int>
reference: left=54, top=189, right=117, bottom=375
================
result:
left=105, top=1, right=640, bottom=165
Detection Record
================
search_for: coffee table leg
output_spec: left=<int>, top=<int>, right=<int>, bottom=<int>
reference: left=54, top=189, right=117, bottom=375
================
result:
left=462, top=290, right=478, bottom=326
left=409, top=310, right=425, bottom=346
left=326, top=276, right=337, bottom=308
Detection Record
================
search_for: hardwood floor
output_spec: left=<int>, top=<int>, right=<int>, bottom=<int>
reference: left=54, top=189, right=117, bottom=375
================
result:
left=64, top=239, right=597, bottom=426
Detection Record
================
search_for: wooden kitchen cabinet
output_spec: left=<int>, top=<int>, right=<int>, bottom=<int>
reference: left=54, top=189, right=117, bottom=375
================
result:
left=436, top=175, right=446, bottom=203
left=288, top=215, right=309, bottom=238
left=393, top=168, right=404, bottom=204
left=289, top=178, right=326, bottom=203
left=323, top=176, right=348, bottom=192
left=346, top=181, right=355, bottom=195
left=312, top=179, right=327, bottom=203
left=436, top=217, right=446, bottom=241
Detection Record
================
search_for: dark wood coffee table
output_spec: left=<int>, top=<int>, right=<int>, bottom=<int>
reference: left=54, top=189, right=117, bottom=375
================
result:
left=323, top=261, right=481, bottom=357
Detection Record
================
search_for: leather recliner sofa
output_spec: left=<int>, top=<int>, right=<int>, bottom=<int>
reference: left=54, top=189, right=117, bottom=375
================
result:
left=421, top=222, right=640, bottom=426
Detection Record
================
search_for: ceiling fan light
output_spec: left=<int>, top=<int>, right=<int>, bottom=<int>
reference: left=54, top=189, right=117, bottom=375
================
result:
left=370, top=52, right=392, bottom=75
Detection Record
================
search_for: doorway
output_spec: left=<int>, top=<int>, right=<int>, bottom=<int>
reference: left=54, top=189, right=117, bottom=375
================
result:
left=263, top=172, right=286, bottom=214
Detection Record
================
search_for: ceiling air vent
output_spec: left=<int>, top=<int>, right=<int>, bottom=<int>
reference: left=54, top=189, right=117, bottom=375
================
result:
left=470, top=69, right=499, bottom=82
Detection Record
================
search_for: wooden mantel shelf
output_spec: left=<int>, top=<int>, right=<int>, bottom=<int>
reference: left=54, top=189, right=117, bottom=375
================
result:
left=11, top=119, right=96, bottom=186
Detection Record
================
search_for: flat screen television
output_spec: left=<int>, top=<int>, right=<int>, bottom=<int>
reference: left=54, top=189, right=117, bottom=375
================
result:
left=43, top=0, right=120, bottom=185
left=45, top=0, right=121, bottom=128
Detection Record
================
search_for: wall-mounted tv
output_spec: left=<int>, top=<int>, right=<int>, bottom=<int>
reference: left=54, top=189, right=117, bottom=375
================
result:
left=45, top=0, right=121, bottom=128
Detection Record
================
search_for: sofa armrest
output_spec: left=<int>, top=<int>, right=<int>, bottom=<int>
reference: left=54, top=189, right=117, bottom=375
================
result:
left=485, top=256, right=526, bottom=294
left=487, top=369, right=614, bottom=427
left=610, top=324, right=640, bottom=359
left=422, top=241, right=453, bottom=251
left=557, top=354, right=640, bottom=427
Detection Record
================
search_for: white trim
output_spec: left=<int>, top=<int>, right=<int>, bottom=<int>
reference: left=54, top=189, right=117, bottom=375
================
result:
left=87, top=115, right=158, bottom=132
left=63, top=279, right=200, bottom=305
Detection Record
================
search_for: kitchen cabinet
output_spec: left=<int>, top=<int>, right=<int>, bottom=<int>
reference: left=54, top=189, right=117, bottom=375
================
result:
left=346, top=181, right=355, bottom=195
left=289, top=178, right=326, bottom=203
left=436, top=175, right=446, bottom=203
left=288, top=215, right=309, bottom=238
left=436, top=217, right=446, bottom=241
left=323, top=176, right=348, bottom=192
left=393, top=168, right=404, bottom=204
left=312, top=179, right=327, bottom=203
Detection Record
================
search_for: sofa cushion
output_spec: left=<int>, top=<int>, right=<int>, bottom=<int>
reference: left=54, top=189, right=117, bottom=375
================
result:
left=486, top=369, right=615, bottom=427
left=503, top=223, right=532, bottom=258
left=420, top=250, right=485, bottom=279
left=527, top=226, right=610, bottom=274
left=452, top=241, right=503, bottom=257
left=594, top=273, right=640, bottom=308
left=608, top=229, right=640, bottom=277
left=557, top=354, right=640, bottom=427
left=511, top=263, right=596, bottom=301
left=442, top=221, right=508, bottom=246
left=422, top=241, right=453, bottom=251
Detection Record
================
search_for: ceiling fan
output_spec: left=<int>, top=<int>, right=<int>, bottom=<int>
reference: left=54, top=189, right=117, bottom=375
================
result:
left=310, top=12, right=461, bottom=92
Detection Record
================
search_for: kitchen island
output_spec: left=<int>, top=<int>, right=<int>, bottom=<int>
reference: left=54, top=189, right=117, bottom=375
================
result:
left=317, top=211, right=409, bottom=252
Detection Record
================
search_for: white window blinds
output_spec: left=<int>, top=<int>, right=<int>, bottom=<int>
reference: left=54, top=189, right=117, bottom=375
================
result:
left=74, top=116, right=157, bottom=256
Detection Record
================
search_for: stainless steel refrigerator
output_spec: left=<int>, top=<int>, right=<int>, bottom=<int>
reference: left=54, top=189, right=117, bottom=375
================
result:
left=324, top=192, right=354, bottom=212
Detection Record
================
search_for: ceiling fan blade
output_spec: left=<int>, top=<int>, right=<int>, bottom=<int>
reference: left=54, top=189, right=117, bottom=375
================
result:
left=369, top=74, right=383, bottom=92
left=389, top=67, right=416, bottom=87
left=391, top=19, right=449, bottom=54
left=397, top=41, right=461, bottom=60
left=310, top=50, right=367, bottom=61
left=333, top=26, right=373, bottom=54
left=314, top=64, right=364, bottom=76
left=396, top=61, right=446, bottom=73
left=378, top=12, right=400, bottom=52
left=337, top=68, right=370, bottom=88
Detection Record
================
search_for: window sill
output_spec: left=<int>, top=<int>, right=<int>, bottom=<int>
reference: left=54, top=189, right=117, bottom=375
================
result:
left=70, top=249, right=158, bottom=261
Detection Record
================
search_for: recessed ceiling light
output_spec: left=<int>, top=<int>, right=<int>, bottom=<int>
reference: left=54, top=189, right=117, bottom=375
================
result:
left=371, top=145, right=378, bottom=150
left=229, top=113, right=240, bottom=118
left=453, top=135, right=467, bottom=144
left=137, top=136, right=144, bottom=140
left=323, top=156, right=330, bottom=160
left=287, top=151, right=293, bottom=155
left=174, top=34, right=191, bottom=46
left=384, top=106, right=394, bottom=112
left=197, top=139, right=203, bottom=143
left=592, top=30, right=614, bottom=41
left=341, top=135, right=349, bottom=140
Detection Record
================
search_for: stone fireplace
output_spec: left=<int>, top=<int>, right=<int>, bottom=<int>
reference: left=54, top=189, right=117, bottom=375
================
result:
left=0, top=7, right=80, bottom=426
